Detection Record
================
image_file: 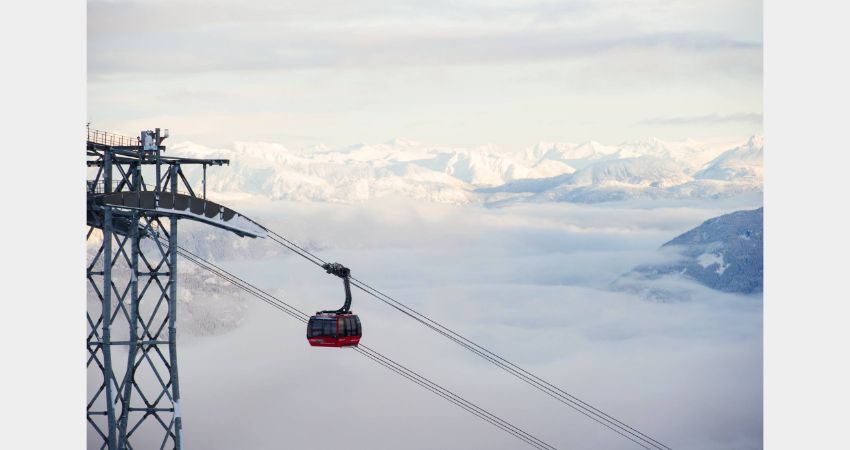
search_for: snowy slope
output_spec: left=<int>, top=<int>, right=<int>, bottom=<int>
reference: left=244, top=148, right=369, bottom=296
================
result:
left=569, top=157, right=691, bottom=187
left=172, top=135, right=763, bottom=204
left=620, top=208, right=764, bottom=297
left=696, top=136, right=764, bottom=181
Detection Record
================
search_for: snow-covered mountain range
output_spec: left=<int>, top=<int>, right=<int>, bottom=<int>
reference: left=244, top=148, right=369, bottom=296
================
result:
left=173, top=135, right=763, bottom=204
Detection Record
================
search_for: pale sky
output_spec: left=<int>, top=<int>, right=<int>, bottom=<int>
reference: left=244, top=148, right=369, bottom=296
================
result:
left=88, top=0, right=762, bottom=150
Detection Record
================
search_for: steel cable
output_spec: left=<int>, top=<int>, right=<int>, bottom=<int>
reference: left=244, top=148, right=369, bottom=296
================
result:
left=166, top=239, right=557, bottom=450
left=264, top=229, right=670, bottom=450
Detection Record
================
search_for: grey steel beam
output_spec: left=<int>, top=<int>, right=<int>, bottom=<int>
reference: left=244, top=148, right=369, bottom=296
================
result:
left=169, top=165, right=184, bottom=449
left=104, top=147, right=112, bottom=194
left=117, top=211, right=140, bottom=448
left=101, top=207, right=118, bottom=450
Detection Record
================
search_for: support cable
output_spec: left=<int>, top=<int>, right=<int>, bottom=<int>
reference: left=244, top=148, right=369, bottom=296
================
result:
left=353, top=345, right=556, bottom=450
left=164, top=239, right=557, bottom=450
left=347, top=279, right=659, bottom=450
left=264, top=229, right=670, bottom=450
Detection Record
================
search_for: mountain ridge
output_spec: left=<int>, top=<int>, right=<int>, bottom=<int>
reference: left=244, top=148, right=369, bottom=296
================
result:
left=171, top=135, right=763, bottom=204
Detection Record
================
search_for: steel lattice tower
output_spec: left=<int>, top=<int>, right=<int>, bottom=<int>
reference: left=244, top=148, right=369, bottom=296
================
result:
left=86, top=128, right=266, bottom=449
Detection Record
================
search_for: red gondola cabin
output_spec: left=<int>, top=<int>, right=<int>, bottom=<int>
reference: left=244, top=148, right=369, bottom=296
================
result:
left=307, top=312, right=362, bottom=347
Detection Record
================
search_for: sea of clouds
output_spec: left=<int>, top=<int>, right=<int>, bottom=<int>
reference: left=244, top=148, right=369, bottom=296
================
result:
left=91, top=193, right=762, bottom=450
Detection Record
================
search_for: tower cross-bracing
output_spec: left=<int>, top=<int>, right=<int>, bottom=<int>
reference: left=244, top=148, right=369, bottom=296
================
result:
left=86, top=128, right=266, bottom=449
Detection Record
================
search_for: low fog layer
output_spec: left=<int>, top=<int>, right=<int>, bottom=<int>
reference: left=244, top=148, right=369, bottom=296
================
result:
left=105, top=197, right=762, bottom=449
